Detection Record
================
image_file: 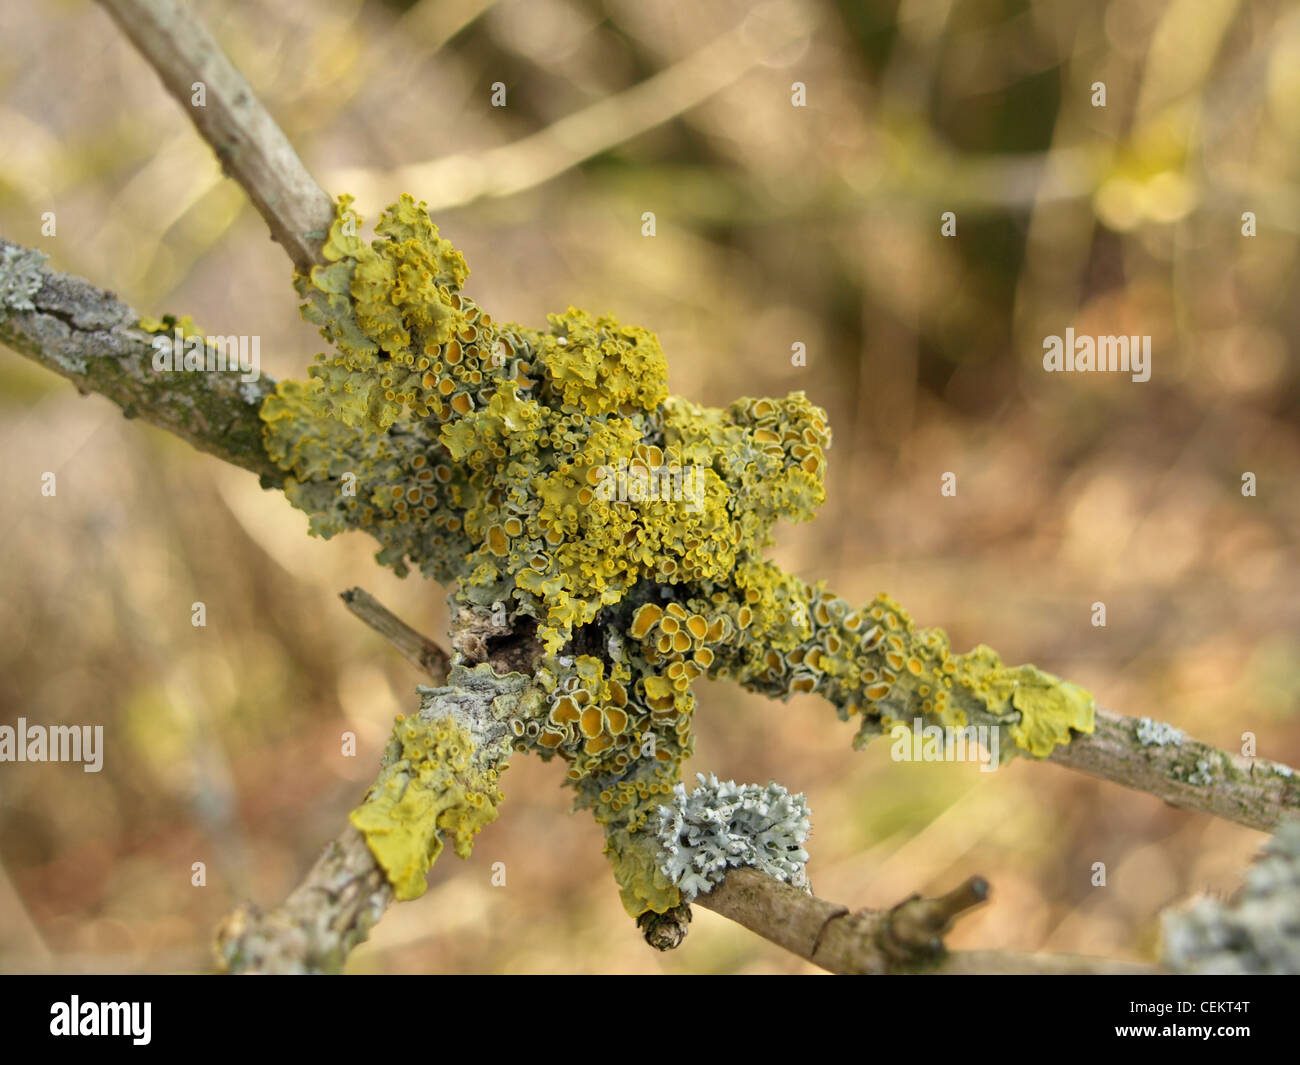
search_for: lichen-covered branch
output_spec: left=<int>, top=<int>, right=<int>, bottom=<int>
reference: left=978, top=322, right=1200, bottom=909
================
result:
left=318, top=589, right=1155, bottom=976
left=216, top=656, right=535, bottom=973
left=695, top=867, right=1157, bottom=975
left=214, top=592, right=540, bottom=975
left=257, top=194, right=1300, bottom=922
left=214, top=822, right=392, bottom=975
left=347, top=662, right=534, bottom=901
left=26, top=0, right=1295, bottom=977
left=97, top=0, right=334, bottom=273
left=1047, top=707, right=1297, bottom=834
left=721, top=576, right=1300, bottom=833
left=0, top=239, right=285, bottom=486
left=229, top=586, right=1293, bottom=977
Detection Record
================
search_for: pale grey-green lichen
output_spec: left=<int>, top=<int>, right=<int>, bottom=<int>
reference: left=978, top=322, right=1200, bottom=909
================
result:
left=1136, top=717, right=1184, bottom=747
left=1162, top=820, right=1300, bottom=974
left=0, top=244, right=47, bottom=313
left=656, top=773, right=811, bottom=901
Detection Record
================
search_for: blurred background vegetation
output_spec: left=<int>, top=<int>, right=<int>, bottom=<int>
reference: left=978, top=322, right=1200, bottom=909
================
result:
left=1, top=0, right=1298, bottom=974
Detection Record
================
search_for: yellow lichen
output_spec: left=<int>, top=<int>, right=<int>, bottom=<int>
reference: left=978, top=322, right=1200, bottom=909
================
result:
left=262, top=194, right=1096, bottom=916
left=349, top=714, right=504, bottom=901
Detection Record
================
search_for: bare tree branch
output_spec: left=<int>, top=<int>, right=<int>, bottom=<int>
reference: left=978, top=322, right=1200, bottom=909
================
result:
left=340, top=587, right=451, bottom=684
left=97, top=0, right=334, bottom=273
left=694, top=867, right=1158, bottom=975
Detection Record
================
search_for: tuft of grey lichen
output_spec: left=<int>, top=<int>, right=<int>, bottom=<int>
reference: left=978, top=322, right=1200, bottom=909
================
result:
left=1136, top=717, right=1184, bottom=747
left=0, top=243, right=47, bottom=313
left=656, top=773, right=811, bottom=902
left=1162, top=820, right=1300, bottom=974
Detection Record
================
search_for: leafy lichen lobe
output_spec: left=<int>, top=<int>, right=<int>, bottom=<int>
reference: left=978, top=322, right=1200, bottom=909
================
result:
left=349, top=713, right=503, bottom=901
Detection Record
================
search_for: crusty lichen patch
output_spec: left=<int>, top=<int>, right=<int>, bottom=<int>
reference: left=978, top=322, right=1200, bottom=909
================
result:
left=265, top=195, right=1094, bottom=915
left=0, top=243, right=47, bottom=313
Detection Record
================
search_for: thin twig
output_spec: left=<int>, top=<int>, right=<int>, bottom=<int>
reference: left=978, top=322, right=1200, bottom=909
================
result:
left=332, top=1, right=817, bottom=212
left=340, top=587, right=451, bottom=684
left=97, top=0, right=334, bottom=273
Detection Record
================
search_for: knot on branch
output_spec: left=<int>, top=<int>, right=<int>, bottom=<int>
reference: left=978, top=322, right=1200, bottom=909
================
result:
left=638, top=904, right=693, bottom=951
left=880, top=876, right=991, bottom=966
